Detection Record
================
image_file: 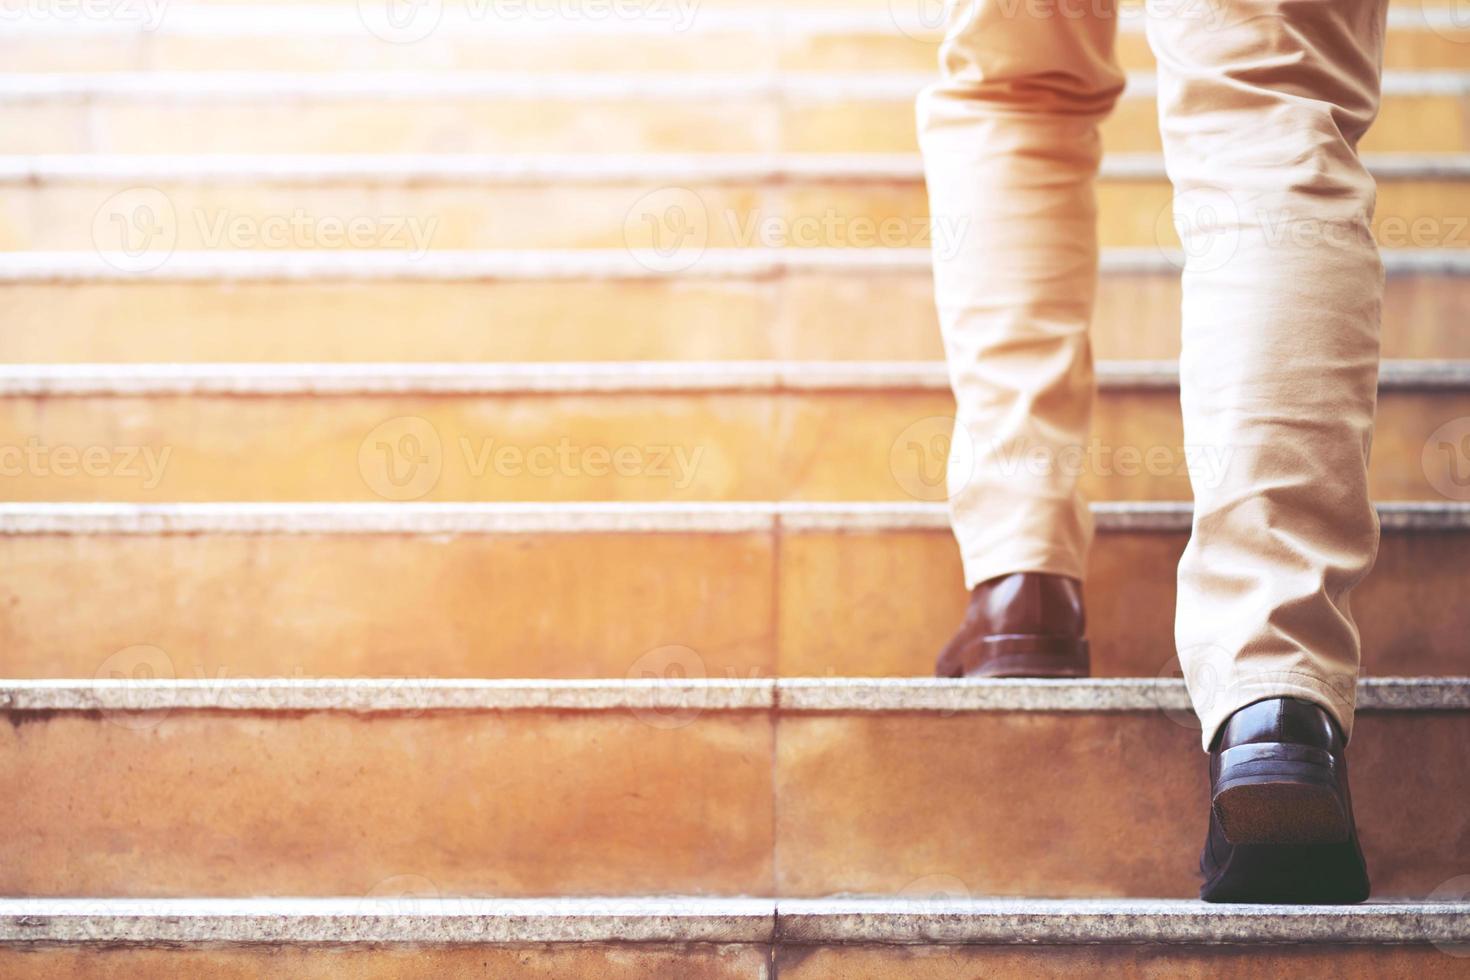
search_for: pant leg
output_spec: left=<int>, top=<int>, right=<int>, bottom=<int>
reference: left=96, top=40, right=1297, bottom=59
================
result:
left=918, top=0, right=1126, bottom=588
left=1147, top=0, right=1389, bottom=749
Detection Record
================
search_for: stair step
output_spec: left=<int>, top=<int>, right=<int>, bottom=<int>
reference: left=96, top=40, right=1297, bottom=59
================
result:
left=4, top=4, right=1466, bottom=73
left=13, top=149, right=1470, bottom=179
left=0, top=677, right=1465, bottom=898
left=2, top=500, right=1464, bottom=680
left=5, top=359, right=1468, bottom=392
left=11, top=675, right=1467, bottom=711
left=0, top=362, right=1463, bottom=501
left=3, top=249, right=1466, bottom=363
left=1, top=72, right=1463, bottom=153
left=3, top=900, right=1469, bottom=978
left=2, top=896, right=1467, bottom=943
left=9, top=154, right=1467, bottom=253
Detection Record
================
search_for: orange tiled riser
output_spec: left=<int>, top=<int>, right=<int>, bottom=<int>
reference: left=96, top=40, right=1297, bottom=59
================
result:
left=0, top=390, right=1460, bottom=501
left=777, top=529, right=1470, bottom=679
left=0, top=532, right=776, bottom=680
left=0, top=944, right=1464, bottom=977
left=0, top=280, right=782, bottom=363
left=774, top=711, right=1470, bottom=898
left=775, top=945, right=1470, bottom=978
left=3, top=183, right=1467, bottom=251
left=0, top=102, right=779, bottom=155
left=781, top=27, right=1470, bottom=75
left=2, top=275, right=1465, bottom=363
left=0, top=523, right=1461, bottom=680
left=777, top=389, right=1470, bottom=504
left=4, top=24, right=1466, bottom=75
left=3, top=95, right=1463, bottom=155
left=0, top=711, right=774, bottom=897
left=0, top=946, right=769, bottom=979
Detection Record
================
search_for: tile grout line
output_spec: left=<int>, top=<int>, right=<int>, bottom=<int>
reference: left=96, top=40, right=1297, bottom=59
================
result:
left=769, top=509, right=785, bottom=951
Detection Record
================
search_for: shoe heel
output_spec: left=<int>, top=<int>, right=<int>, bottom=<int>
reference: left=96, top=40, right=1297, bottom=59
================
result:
left=965, top=636, right=1090, bottom=678
left=1211, top=743, right=1350, bottom=846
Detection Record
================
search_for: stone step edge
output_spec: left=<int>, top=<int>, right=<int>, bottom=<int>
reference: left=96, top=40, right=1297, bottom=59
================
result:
left=0, top=5, right=1460, bottom=37
left=6, top=248, right=1465, bottom=281
left=0, top=501, right=1465, bottom=535
left=2, top=677, right=1466, bottom=713
left=1, top=897, right=1467, bottom=946
left=1, top=70, right=1464, bottom=102
left=5, top=152, right=1467, bottom=183
left=1, top=359, right=1466, bottom=395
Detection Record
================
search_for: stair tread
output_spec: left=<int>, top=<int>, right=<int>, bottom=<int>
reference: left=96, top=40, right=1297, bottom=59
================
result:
left=5, top=150, right=1468, bottom=181
left=1, top=4, right=1462, bottom=34
left=1, top=500, right=1467, bottom=534
left=2, top=70, right=1465, bottom=99
left=0, top=359, right=1467, bottom=394
left=5, top=676, right=1468, bottom=713
left=3, top=896, right=1468, bottom=946
left=2, top=2, right=1461, bottom=35
left=5, top=248, right=1466, bottom=280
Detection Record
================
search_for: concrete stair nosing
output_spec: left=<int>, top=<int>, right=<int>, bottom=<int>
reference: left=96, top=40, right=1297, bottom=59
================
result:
left=0, top=359, right=1466, bottom=395
left=0, top=4, right=1462, bottom=38
left=3, top=676, right=1468, bottom=713
left=2, top=897, right=1469, bottom=946
left=3, top=248, right=1466, bottom=282
left=0, top=500, right=1467, bottom=535
left=4, top=150, right=1469, bottom=183
left=1, top=70, right=1466, bottom=101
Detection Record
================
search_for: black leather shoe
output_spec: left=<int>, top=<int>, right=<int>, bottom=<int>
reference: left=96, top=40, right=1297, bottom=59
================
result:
left=1199, top=696, right=1370, bottom=903
left=935, top=573, right=1090, bottom=678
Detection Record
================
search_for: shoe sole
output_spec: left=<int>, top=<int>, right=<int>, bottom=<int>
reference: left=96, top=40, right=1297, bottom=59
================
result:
left=966, top=657, right=1090, bottom=679
left=1199, top=839, right=1371, bottom=904
left=960, top=638, right=1091, bottom=679
left=1211, top=744, right=1350, bottom=845
left=1201, top=740, right=1369, bottom=904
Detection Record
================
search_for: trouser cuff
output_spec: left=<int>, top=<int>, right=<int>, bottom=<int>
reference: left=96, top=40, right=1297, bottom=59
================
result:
left=1191, top=671, right=1358, bottom=752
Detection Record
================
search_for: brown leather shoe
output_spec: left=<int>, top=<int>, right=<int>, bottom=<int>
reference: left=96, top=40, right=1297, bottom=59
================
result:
left=1200, top=696, right=1370, bottom=903
left=935, top=572, right=1090, bottom=678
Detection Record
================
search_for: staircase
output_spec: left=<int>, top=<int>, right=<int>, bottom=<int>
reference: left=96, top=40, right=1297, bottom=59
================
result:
left=2, top=0, right=1470, bottom=974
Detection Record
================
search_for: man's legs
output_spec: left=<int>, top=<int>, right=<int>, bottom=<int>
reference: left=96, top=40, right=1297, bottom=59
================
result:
left=918, top=0, right=1125, bottom=678
left=1149, top=0, right=1387, bottom=752
left=1148, top=0, right=1388, bottom=902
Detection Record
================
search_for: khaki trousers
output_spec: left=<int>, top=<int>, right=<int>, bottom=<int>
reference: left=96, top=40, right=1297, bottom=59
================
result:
left=918, top=0, right=1387, bottom=748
